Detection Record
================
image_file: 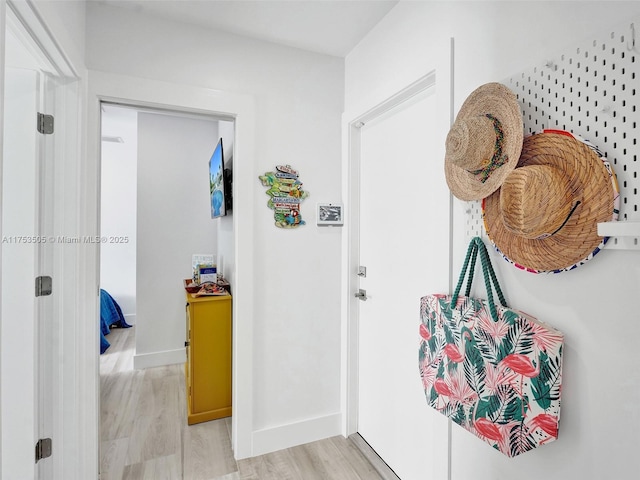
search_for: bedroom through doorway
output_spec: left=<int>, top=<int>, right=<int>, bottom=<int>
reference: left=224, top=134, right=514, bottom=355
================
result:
left=98, top=103, right=236, bottom=477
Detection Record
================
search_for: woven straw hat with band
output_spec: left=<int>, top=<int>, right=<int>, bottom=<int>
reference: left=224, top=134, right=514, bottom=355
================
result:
left=483, top=130, right=619, bottom=273
left=445, top=82, right=523, bottom=201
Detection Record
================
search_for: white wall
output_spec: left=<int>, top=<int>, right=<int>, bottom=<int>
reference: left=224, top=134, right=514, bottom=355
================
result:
left=135, top=111, right=219, bottom=368
left=345, top=2, right=640, bottom=479
left=100, top=106, right=137, bottom=321
left=86, top=1, right=345, bottom=454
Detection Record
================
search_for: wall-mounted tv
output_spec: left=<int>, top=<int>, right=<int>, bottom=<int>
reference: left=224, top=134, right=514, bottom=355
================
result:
left=209, top=138, right=227, bottom=218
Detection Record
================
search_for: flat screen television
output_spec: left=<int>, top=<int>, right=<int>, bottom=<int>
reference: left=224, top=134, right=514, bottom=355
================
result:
left=209, top=138, right=227, bottom=218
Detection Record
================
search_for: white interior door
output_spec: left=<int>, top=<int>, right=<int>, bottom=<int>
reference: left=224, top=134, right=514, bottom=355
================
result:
left=357, top=85, right=451, bottom=479
left=1, top=14, right=58, bottom=480
left=1, top=64, right=40, bottom=480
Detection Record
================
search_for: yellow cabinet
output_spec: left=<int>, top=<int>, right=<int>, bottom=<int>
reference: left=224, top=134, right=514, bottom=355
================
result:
left=185, top=292, right=232, bottom=425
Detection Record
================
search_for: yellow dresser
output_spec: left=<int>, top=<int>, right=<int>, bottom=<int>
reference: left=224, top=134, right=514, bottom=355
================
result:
left=185, top=292, right=232, bottom=425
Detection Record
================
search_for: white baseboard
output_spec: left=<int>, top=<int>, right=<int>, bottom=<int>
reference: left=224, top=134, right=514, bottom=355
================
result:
left=133, top=348, right=185, bottom=369
left=251, top=412, right=342, bottom=457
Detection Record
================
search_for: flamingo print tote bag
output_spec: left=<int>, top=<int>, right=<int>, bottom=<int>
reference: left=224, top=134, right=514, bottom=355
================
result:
left=419, top=237, right=564, bottom=457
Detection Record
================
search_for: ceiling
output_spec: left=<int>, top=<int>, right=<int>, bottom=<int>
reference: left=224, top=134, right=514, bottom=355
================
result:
left=95, top=0, right=399, bottom=57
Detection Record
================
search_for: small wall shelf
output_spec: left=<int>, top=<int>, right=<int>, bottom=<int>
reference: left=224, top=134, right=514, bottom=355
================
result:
left=598, top=222, right=640, bottom=250
left=598, top=222, right=640, bottom=237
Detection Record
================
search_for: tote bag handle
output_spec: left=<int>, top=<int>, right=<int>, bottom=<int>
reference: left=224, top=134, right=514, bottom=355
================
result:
left=452, top=237, right=507, bottom=322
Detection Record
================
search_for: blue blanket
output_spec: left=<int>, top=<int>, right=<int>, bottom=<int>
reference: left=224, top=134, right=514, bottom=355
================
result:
left=100, top=289, right=132, bottom=354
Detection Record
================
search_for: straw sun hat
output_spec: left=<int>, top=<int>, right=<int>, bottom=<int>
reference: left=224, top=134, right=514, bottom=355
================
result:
left=445, top=82, right=524, bottom=201
left=482, top=130, right=620, bottom=273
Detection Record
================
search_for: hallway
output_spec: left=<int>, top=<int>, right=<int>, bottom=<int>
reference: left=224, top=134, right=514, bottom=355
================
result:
left=100, top=327, right=390, bottom=479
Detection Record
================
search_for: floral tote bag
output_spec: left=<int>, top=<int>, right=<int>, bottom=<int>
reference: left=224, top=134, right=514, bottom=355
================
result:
left=419, top=237, right=563, bottom=457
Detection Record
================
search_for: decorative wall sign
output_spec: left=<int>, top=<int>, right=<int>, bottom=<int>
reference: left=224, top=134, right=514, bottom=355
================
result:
left=317, top=203, right=343, bottom=226
left=259, top=165, right=309, bottom=228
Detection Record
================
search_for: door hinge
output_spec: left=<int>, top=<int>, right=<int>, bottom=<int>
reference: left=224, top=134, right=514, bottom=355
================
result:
left=35, top=438, right=52, bottom=462
left=35, top=275, right=53, bottom=297
left=37, top=112, right=54, bottom=135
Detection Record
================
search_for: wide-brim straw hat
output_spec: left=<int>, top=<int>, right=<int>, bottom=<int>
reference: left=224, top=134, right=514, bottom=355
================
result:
left=482, top=130, right=620, bottom=273
left=445, top=82, right=524, bottom=201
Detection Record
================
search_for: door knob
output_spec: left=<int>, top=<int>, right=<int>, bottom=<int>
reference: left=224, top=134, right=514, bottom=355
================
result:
left=354, top=289, right=368, bottom=301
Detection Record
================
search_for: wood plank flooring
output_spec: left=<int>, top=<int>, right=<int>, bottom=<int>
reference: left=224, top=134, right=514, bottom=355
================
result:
left=100, top=326, right=392, bottom=480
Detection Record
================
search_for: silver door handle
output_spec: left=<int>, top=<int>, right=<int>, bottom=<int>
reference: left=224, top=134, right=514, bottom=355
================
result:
left=354, top=289, right=367, bottom=301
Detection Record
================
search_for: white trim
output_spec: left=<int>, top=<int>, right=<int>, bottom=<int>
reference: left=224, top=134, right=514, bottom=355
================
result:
left=251, top=413, right=342, bottom=457
left=348, top=72, right=436, bottom=127
left=340, top=117, right=361, bottom=437
left=7, top=0, right=77, bottom=78
left=85, top=70, right=256, bottom=460
left=446, top=37, right=455, bottom=480
left=341, top=38, right=454, bottom=480
left=55, top=76, right=83, bottom=480
left=133, top=348, right=185, bottom=370
left=0, top=2, right=6, bottom=475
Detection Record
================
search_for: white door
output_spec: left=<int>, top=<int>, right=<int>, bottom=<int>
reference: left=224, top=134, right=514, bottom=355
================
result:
left=1, top=14, right=58, bottom=480
left=1, top=65, right=40, bottom=480
left=357, top=85, right=451, bottom=479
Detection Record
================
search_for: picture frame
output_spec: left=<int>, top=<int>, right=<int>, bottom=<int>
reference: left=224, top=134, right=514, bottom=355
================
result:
left=317, top=203, right=343, bottom=226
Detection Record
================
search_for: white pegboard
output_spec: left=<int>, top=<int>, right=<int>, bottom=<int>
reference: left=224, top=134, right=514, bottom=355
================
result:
left=465, top=18, right=640, bottom=249
left=465, top=200, right=483, bottom=242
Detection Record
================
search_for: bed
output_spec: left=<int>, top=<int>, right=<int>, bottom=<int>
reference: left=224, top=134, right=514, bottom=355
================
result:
left=100, top=289, right=132, bottom=354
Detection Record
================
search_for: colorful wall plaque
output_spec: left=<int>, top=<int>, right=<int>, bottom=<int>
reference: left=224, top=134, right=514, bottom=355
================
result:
left=259, top=165, right=309, bottom=228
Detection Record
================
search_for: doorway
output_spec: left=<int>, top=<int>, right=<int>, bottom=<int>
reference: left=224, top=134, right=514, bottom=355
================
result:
left=345, top=69, right=453, bottom=480
left=99, top=103, right=235, bottom=364
left=100, top=104, right=137, bottom=334
left=85, top=71, right=258, bottom=468
left=98, top=102, right=237, bottom=476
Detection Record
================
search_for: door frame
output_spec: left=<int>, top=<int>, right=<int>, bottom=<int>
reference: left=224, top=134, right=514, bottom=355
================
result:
left=341, top=38, right=455, bottom=477
left=84, top=71, right=257, bottom=467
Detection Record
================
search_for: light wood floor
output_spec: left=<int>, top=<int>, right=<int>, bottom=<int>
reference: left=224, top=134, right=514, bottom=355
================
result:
left=100, top=326, right=395, bottom=480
